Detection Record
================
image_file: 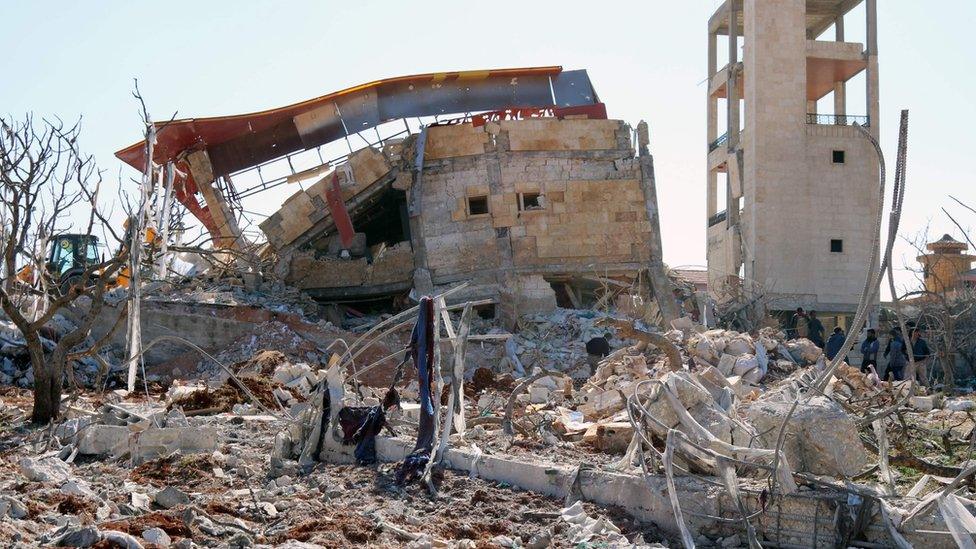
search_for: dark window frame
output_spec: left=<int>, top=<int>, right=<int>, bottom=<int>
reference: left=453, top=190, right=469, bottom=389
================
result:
left=832, top=150, right=846, bottom=164
left=518, top=192, right=543, bottom=211
left=467, top=195, right=489, bottom=216
left=830, top=239, right=844, bottom=253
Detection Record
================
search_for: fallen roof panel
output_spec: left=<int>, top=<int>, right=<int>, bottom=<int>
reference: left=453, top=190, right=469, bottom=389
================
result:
left=115, top=66, right=599, bottom=177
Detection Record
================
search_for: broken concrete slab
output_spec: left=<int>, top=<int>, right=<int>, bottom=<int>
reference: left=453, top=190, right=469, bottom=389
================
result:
left=131, top=427, right=218, bottom=464
left=154, top=486, right=190, bottom=509
left=78, top=425, right=130, bottom=455
left=745, top=396, right=867, bottom=477
left=19, top=456, right=71, bottom=483
left=910, top=395, right=941, bottom=412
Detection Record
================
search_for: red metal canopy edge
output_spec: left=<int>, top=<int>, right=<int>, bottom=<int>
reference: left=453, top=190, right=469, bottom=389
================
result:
left=112, top=66, right=576, bottom=245
left=114, top=66, right=564, bottom=172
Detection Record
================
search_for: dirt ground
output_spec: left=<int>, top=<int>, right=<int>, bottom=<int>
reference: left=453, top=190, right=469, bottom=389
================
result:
left=0, top=384, right=671, bottom=548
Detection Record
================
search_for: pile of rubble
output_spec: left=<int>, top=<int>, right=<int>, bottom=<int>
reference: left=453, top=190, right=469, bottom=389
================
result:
left=0, top=315, right=121, bottom=390
left=149, top=278, right=324, bottom=320
left=3, top=294, right=976, bottom=547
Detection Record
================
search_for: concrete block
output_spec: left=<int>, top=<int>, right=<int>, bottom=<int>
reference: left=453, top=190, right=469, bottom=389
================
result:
left=78, top=425, right=130, bottom=455
left=910, top=395, right=941, bottom=412
left=578, top=390, right=624, bottom=421
left=132, top=427, right=218, bottom=464
left=745, top=396, right=866, bottom=477
left=583, top=422, right=634, bottom=453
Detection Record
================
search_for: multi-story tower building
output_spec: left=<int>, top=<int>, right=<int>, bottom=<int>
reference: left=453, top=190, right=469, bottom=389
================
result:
left=705, top=0, right=880, bottom=324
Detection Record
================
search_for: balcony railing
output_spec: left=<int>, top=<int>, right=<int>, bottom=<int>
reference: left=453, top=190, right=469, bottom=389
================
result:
left=708, top=132, right=728, bottom=152
left=708, top=210, right=728, bottom=227
left=806, top=113, right=869, bottom=127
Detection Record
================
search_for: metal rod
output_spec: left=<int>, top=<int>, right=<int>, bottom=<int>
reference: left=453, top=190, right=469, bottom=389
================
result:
left=334, top=101, right=355, bottom=154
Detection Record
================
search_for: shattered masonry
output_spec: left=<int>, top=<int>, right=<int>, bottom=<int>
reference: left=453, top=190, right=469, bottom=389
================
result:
left=265, top=117, right=653, bottom=316
left=1, top=1, right=974, bottom=546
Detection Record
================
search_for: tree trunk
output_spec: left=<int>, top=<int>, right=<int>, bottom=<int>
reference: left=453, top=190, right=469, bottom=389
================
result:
left=28, top=337, right=62, bottom=424
left=943, top=319, right=956, bottom=392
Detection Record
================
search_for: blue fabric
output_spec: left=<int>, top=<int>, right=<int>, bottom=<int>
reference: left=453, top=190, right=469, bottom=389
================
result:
left=860, top=339, right=879, bottom=361
left=411, top=297, right=435, bottom=415
left=397, top=296, right=438, bottom=485
left=887, top=338, right=908, bottom=368
left=825, top=333, right=846, bottom=360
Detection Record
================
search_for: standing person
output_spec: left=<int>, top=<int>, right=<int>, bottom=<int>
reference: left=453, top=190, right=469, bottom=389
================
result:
left=825, top=327, right=846, bottom=361
left=786, top=307, right=805, bottom=340
left=908, top=328, right=932, bottom=387
left=884, top=328, right=908, bottom=381
left=860, top=329, right=880, bottom=374
left=585, top=332, right=613, bottom=376
left=807, top=310, right=825, bottom=348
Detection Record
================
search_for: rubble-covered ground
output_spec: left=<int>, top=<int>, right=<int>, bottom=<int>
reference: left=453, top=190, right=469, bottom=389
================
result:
left=0, top=383, right=668, bottom=548
left=3, top=287, right=976, bottom=548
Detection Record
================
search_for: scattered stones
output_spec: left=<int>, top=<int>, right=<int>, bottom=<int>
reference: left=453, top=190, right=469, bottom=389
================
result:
left=142, top=527, right=172, bottom=547
left=944, top=398, right=976, bottom=412
left=19, top=456, right=71, bottom=483
left=154, top=486, right=190, bottom=509
left=54, top=526, right=102, bottom=547
left=102, top=529, right=145, bottom=549
left=0, top=495, right=28, bottom=519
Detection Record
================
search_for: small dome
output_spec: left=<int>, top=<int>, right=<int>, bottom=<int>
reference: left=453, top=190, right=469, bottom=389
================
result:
left=927, top=234, right=968, bottom=253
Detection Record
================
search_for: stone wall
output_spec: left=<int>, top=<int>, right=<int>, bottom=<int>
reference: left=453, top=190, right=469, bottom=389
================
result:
left=420, top=118, right=649, bottom=289
left=259, top=117, right=654, bottom=305
left=284, top=242, right=413, bottom=290
left=803, top=125, right=879, bottom=308
left=260, top=147, right=393, bottom=249
left=735, top=0, right=880, bottom=312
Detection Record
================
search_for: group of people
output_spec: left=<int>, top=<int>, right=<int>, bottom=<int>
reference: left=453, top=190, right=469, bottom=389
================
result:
left=788, top=307, right=933, bottom=385
left=786, top=308, right=826, bottom=346
left=861, top=325, right=932, bottom=384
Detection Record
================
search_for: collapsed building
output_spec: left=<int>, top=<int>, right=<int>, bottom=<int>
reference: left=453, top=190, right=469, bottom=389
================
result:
left=0, top=11, right=970, bottom=546
left=115, top=67, right=667, bottom=327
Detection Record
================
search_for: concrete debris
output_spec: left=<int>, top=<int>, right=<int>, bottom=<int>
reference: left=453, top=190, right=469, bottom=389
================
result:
left=154, top=486, right=190, bottom=509
left=559, top=500, right=630, bottom=546
left=0, top=270, right=970, bottom=548
left=944, top=398, right=976, bottom=412
left=54, top=525, right=102, bottom=547
left=142, top=527, right=172, bottom=547
left=19, top=456, right=72, bottom=483
left=745, top=395, right=868, bottom=477
left=786, top=338, right=823, bottom=363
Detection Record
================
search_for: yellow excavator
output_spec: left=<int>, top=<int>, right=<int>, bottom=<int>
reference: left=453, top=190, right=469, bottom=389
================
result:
left=15, top=223, right=159, bottom=295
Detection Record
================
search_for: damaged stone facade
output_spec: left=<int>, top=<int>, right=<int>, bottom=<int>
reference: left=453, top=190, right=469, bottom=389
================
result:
left=262, top=117, right=653, bottom=318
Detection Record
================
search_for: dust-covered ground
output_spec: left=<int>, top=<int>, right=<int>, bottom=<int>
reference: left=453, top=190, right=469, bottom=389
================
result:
left=0, top=386, right=672, bottom=548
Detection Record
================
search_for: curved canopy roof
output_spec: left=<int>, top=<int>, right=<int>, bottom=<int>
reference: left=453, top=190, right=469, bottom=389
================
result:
left=115, top=66, right=598, bottom=178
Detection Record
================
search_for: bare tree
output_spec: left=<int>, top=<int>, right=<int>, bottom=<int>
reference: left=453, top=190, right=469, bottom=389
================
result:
left=900, top=216, right=976, bottom=391
left=0, top=115, right=129, bottom=423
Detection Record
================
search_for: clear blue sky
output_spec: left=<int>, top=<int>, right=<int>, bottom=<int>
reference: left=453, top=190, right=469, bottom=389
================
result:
left=1, top=1, right=973, bottom=297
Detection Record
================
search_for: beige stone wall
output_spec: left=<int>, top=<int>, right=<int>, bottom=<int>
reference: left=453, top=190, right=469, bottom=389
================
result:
left=284, top=242, right=413, bottom=290
left=419, top=118, right=648, bottom=286
left=921, top=254, right=975, bottom=294
left=425, top=124, right=489, bottom=159
left=268, top=118, right=650, bottom=296
left=420, top=154, right=501, bottom=281
left=803, top=125, right=879, bottom=306
left=260, top=146, right=392, bottom=249
left=501, top=119, right=621, bottom=151
left=722, top=0, right=881, bottom=312
left=742, top=0, right=809, bottom=303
